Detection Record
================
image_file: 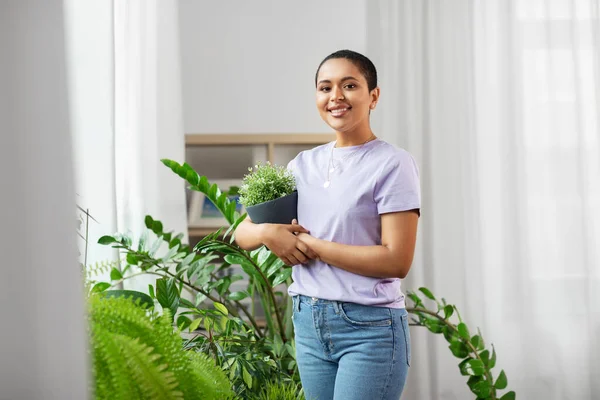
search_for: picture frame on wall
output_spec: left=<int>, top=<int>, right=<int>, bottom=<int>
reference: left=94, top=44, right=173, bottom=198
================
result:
left=187, top=179, right=245, bottom=228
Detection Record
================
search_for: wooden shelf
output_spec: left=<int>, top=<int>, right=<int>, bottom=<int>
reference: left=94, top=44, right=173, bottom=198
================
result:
left=188, top=227, right=225, bottom=237
left=185, top=133, right=335, bottom=146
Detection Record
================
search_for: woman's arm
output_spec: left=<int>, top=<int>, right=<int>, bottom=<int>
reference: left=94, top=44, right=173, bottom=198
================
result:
left=296, top=210, right=419, bottom=279
left=234, top=218, right=319, bottom=266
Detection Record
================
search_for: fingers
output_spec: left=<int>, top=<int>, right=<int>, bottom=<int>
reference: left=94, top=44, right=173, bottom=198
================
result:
left=293, top=249, right=308, bottom=264
left=288, top=224, right=309, bottom=234
left=299, top=243, right=319, bottom=260
left=287, top=254, right=301, bottom=266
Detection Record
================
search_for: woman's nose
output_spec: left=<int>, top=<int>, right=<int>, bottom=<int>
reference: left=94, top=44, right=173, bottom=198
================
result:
left=330, top=86, right=344, bottom=101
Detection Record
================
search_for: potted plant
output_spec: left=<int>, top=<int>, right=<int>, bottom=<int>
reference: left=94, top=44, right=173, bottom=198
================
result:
left=238, top=162, right=298, bottom=224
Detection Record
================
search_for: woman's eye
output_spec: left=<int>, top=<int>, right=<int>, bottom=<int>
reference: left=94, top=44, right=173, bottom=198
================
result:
left=320, top=87, right=331, bottom=92
left=345, top=84, right=356, bottom=89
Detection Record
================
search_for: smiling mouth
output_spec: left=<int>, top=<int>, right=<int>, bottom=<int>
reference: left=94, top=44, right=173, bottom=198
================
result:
left=328, top=107, right=351, bottom=117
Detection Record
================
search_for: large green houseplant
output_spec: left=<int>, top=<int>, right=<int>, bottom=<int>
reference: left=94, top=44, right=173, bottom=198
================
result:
left=92, top=159, right=515, bottom=400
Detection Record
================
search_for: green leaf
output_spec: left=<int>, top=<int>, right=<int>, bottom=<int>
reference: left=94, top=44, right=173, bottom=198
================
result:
left=419, top=287, right=436, bottom=300
left=126, top=252, right=140, bottom=265
left=110, top=267, right=123, bottom=281
left=148, top=284, right=155, bottom=299
left=471, top=335, right=485, bottom=351
left=179, top=298, right=196, bottom=309
left=177, top=315, right=192, bottom=330
left=242, top=366, right=253, bottom=389
left=422, top=316, right=445, bottom=334
left=407, top=292, right=423, bottom=307
left=156, top=278, right=180, bottom=320
left=152, top=220, right=163, bottom=235
left=214, top=302, right=228, bottom=316
left=224, top=254, right=258, bottom=278
left=471, top=380, right=491, bottom=398
left=444, top=305, right=454, bottom=319
left=457, top=323, right=470, bottom=340
left=500, top=391, right=516, bottom=400
left=101, top=290, right=154, bottom=309
left=98, top=235, right=116, bottom=245
left=228, top=291, right=250, bottom=301
left=144, top=215, right=154, bottom=229
left=489, top=347, right=497, bottom=369
left=495, top=370, right=508, bottom=390
left=189, top=318, right=202, bottom=332
left=449, top=341, right=470, bottom=358
left=459, top=359, right=486, bottom=376
left=91, top=282, right=111, bottom=293
left=272, top=268, right=293, bottom=286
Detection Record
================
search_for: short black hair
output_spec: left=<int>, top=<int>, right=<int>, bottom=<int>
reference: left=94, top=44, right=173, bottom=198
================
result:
left=315, top=49, right=378, bottom=92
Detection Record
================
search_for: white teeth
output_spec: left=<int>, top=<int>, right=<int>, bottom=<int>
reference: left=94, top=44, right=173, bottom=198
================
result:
left=330, top=108, right=348, bottom=115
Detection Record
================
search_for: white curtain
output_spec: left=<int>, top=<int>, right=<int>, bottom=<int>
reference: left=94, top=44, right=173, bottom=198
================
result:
left=367, top=1, right=600, bottom=399
left=66, top=0, right=188, bottom=287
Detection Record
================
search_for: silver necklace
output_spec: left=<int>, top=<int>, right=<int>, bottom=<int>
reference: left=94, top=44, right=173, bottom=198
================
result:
left=324, top=134, right=376, bottom=188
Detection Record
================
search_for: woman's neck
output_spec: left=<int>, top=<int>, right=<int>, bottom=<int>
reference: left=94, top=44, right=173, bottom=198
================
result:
left=334, top=129, right=376, bottom=148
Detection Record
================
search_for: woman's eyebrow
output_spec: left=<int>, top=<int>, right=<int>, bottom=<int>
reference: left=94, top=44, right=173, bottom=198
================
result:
left=317, top=76, right=359, bottom=85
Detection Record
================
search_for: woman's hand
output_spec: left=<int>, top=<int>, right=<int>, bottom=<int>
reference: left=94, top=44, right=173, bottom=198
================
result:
left=261, top=221, right=319, bottom=266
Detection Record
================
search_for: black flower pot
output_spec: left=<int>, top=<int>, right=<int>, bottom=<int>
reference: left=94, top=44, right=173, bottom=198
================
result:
left=245, top=191, right=298, bottom=224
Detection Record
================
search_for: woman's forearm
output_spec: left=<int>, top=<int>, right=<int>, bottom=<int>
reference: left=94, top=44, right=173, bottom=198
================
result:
left=233, top=220, right=267, bottom=251
left=297, top=234, right=413, bottom=279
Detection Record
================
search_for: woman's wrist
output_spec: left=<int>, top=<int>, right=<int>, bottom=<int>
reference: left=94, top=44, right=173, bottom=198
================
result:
left=258, top=223, right=274, bottom=245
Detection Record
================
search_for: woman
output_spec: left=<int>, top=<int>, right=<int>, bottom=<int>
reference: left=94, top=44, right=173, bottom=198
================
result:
left=235, top=49, right=420, bottom=400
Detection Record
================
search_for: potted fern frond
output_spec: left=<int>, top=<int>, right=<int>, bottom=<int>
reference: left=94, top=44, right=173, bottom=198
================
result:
left=238, top=162, right=297, bottom=224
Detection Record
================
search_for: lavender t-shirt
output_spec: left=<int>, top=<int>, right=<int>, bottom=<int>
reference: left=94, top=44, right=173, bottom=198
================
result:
left=286, top=139, right=421, bottom=308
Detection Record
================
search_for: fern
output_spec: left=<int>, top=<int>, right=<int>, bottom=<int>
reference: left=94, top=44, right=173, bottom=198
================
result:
left=85, top=259, right=120, bottom=279
left=251, top=380, right=305, bottom=400
left=88, top=294, right=234, bottom=399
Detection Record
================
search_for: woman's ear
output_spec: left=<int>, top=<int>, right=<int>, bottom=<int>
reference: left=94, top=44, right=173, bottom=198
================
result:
left=370, top=87, right=380, bottom=109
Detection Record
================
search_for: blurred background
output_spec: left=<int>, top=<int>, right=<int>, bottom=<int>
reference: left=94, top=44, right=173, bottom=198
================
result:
left=1, top=0, right=598, bottom=399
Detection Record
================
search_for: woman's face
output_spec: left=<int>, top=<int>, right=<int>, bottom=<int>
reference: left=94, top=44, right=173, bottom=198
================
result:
left=315, top=58, right=379, bottom=134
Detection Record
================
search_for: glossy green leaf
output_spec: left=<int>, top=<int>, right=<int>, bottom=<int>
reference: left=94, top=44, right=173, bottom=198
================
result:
left=486, top=346, right=497, bottom=369
left=214, top=302, right=228, bottom=316
left=126, top=252, right=140, bottom=265
left=471, top=380, right=491, bottom=398
left=419, top=287, right=436, bottom=300
left=495, top=370, right=508, bottom=390
left=177, top=315, right=192, bottom=331
left=156, top=278, right=180, bottom=320
left=109, top=267, right=122, bottom=281
left=228, top=291, right=250, bottom=301
left=190, top=318, right=202, bottom=332
left=98, top=235, right=116, bottom=245
left=148, top=284, right=155, bottom=299
left=151, top=220, right=163, bottom=235
left=500, top=391, right=516, bottom=400
left=449, top=341, right=470, bottom=358
left=457, top=322, right=470, bottom=340
left=144, top=215, right=154, bottom=229
left=444, top=305, right=454, bottom=319
left=242, top=366, right=253, bottom=389
left=471, top=335, right=484, bottom=351
left=101, top=290, right=154, bottom=309
left=272, top=268, right=293, bottom=286
left=91, top=282, right=111, bottom=293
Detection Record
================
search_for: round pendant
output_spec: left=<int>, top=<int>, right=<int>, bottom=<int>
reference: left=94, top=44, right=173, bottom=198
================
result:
left=323, top=181, right=330, bottom=188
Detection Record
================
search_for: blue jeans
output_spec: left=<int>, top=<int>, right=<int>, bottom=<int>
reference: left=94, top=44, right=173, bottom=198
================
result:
left=292, top=295, right=411, bottom=400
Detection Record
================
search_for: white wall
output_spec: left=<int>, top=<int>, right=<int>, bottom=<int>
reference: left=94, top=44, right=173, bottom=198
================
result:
left=178, top=0, right=368, bottom=134
left=0, top=1, right=89, bottom=398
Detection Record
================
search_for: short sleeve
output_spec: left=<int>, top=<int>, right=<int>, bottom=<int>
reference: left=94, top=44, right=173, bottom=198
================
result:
left=374, top=151, right=421, bottom=216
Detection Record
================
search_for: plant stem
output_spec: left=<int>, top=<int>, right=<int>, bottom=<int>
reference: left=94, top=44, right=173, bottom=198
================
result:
left=407, top=307, right=497, bottom=400
left=215, top=240, right=286, bottom=342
